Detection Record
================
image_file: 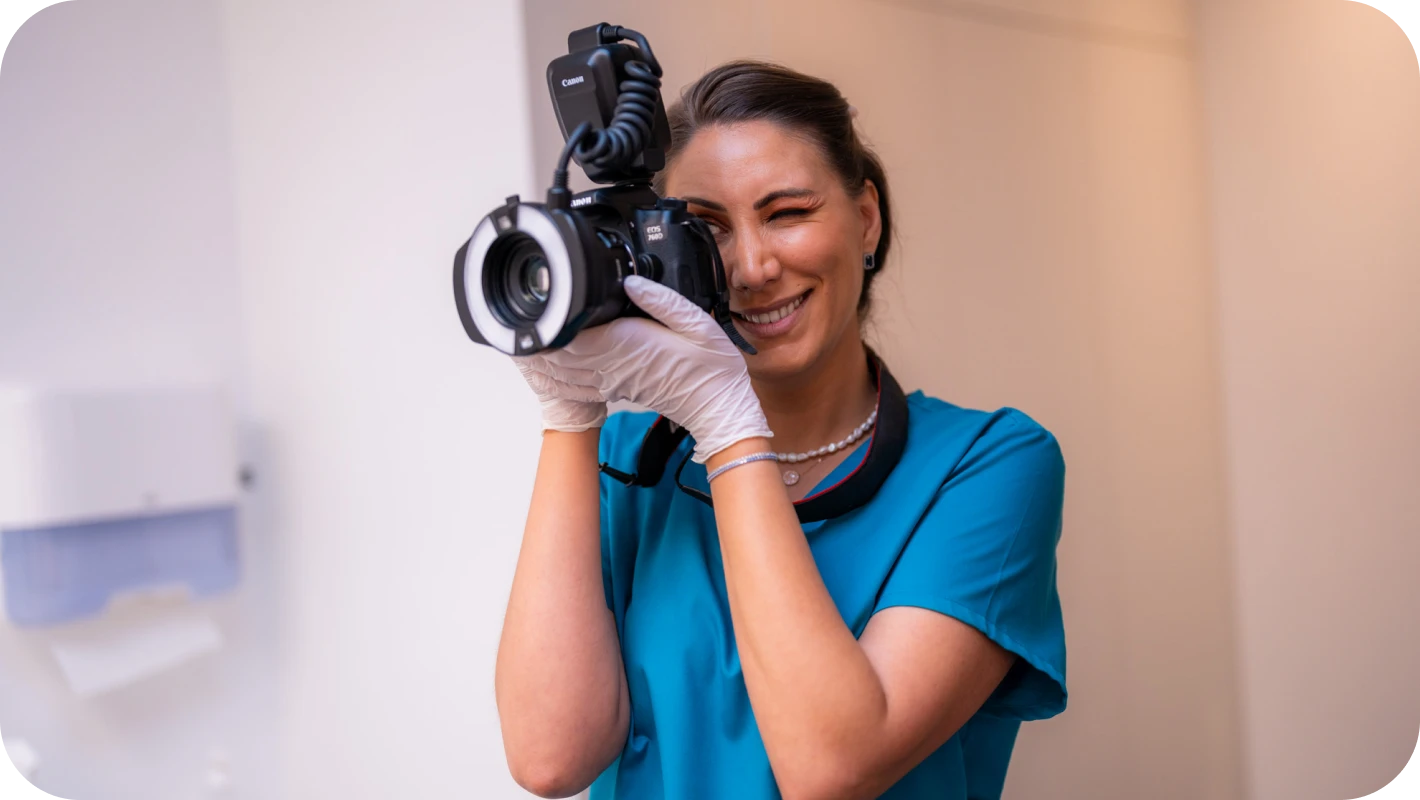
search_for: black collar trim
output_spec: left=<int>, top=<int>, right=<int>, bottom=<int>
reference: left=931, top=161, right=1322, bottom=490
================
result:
left=599, top=350, right=909, bottom=523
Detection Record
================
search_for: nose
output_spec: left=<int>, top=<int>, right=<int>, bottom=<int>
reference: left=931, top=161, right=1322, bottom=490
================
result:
left=727, top=229, right=781, bottom=293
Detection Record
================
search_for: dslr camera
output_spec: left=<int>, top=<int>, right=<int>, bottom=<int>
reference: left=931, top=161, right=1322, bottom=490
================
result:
left=453, top=24, right=752, bottom=356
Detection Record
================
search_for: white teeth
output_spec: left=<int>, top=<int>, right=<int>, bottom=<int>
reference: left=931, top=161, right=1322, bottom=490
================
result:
left=743, top=293, right=805, bottom=325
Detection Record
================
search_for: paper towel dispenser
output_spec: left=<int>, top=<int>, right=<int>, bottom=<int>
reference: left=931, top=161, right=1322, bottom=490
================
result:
left=0, top=386, right=240, bottom=627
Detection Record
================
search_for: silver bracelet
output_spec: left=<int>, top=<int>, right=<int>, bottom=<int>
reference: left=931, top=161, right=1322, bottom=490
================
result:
left=706, top=452, right=779, bottom=483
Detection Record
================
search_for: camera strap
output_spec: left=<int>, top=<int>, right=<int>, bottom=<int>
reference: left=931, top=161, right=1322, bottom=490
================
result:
left=599, top=350, right=909, bottom=523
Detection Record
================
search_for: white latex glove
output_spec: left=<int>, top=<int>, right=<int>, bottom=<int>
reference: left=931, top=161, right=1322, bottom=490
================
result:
left=534, top=275, right=773, bottom=463
left=511, top=355, right=607, bottom=432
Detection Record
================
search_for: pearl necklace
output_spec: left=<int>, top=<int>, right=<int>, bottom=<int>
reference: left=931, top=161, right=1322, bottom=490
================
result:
left=778, top=406, right=879, bottom=486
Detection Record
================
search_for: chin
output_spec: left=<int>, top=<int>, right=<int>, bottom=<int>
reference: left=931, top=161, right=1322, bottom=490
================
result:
left=746, top=337, right=820, bottom=382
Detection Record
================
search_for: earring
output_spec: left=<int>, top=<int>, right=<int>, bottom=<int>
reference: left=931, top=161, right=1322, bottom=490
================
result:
left=863, top=253, right=876, bottom=271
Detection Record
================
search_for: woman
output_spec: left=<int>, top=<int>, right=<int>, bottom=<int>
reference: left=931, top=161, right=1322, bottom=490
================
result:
left=495, top=60, right=1066, bottom=800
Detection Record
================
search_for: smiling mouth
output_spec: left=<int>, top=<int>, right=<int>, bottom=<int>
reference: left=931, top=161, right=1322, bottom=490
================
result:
left=732, top=290, right=811, bottom=325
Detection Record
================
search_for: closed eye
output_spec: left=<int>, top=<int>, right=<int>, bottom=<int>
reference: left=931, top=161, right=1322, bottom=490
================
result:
left=768, top=208, right=811, bottom=222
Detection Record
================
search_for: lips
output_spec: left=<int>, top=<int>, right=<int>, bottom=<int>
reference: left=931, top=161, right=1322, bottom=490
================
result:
left=733, top=290, right=810, bottom=324
left=731, top=290, right=811, bottom=337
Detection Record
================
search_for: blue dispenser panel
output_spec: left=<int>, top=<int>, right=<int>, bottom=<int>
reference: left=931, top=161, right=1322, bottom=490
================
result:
left=1, top=506, right=239, bottom=627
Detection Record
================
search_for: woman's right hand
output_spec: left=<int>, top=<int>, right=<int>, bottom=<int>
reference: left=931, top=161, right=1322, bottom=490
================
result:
left=512, top=354, right=607, bottom=432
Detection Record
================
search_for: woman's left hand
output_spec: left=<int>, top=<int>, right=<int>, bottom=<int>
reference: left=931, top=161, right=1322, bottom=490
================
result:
left=531, top=276, right=773, bottom=463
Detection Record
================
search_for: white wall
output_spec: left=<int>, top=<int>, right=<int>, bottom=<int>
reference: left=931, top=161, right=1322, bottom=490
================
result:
left=0, top=0, right=242, bottom=388
left=1196, top=1, right=1420, bottom=798
left=7, top=0, right=1417, bottom=797
left=219, top=0, right=541, bottom=797
left=0, top=0, right=280, bottom=798
left=524, top=2, right=1244, bottom=798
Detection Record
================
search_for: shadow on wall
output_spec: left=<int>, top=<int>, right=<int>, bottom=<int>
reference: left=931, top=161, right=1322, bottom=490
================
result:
left=523, top=2, right=1241, bottom=799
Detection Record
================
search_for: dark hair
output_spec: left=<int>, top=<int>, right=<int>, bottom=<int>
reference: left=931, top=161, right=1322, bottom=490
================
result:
left=657, top=60, right=894, bottom=316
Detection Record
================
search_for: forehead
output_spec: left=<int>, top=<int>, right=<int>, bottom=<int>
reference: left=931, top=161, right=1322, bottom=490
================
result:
left=664, top=120, right=834, bottom=201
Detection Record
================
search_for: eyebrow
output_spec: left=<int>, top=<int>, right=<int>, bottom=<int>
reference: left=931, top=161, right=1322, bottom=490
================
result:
left=679, top=187, right=819, bottom=213
left=680, top=196, right=727, bottom=212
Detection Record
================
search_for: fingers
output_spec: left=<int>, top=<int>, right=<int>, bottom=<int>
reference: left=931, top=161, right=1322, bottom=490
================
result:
left=558, top=317, right=657, bottom=359
left=558, top=320, right=622, bottom=358
left=519, top=355, right=601, bottom=390
left=512, top=356, right=605, bottom=404
left=531, top=373, right=605, bottom=404
left=525, top=374, right=602, bottom=404
left=622, top=276, right=719, bottom=340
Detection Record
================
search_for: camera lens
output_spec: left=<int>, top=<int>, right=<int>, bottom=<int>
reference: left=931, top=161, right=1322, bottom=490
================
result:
left=519, top=254, right=551, bottom=304
left=484, top=233, right=551, bottom=325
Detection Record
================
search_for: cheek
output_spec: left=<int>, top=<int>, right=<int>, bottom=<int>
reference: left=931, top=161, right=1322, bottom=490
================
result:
left=774, top=227, right=862, bottom=312
left=773, top=225, right=849, bottom=280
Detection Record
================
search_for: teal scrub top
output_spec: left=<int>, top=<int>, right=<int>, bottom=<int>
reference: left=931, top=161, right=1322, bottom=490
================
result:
left=590, top=391, right=1067, bottom=799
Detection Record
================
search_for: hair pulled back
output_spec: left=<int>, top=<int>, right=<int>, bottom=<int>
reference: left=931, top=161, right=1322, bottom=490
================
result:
left=658, top=60, right=893, bottom=315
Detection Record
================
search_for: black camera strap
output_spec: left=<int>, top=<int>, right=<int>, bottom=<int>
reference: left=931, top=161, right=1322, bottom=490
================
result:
left=599, top=350, right=909, bottom=523
left=597, top=415, right=690, bottom=488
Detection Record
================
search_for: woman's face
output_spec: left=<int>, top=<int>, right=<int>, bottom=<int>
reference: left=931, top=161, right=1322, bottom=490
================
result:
left=663, top=120, right=881, bottom=382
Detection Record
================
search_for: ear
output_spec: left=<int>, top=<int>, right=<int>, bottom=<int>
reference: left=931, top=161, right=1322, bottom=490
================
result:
left=857, top=179, right=883, bottom=256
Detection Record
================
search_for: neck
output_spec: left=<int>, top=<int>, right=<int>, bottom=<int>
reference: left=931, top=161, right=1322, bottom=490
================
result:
left=752, top=333, right=878, bottom=456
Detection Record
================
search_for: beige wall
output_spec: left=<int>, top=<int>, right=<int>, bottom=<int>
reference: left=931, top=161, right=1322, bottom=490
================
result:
left=525, top=3, right=1245, bottom=798
left=1196, top=1, right=1420, bottom=798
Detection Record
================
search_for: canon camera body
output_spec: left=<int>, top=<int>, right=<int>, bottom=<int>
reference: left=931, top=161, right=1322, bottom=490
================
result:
left=453, top=24, right=752, bottom=356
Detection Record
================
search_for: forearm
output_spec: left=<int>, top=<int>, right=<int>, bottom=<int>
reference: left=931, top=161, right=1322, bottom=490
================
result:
left=706, top=439, right=891, bottom=797
left=495, top=430, right=628, bottom=795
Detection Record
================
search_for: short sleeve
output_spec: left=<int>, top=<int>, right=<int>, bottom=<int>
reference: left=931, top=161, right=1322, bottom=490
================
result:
left=872, top=410, right=1067, bottom=721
